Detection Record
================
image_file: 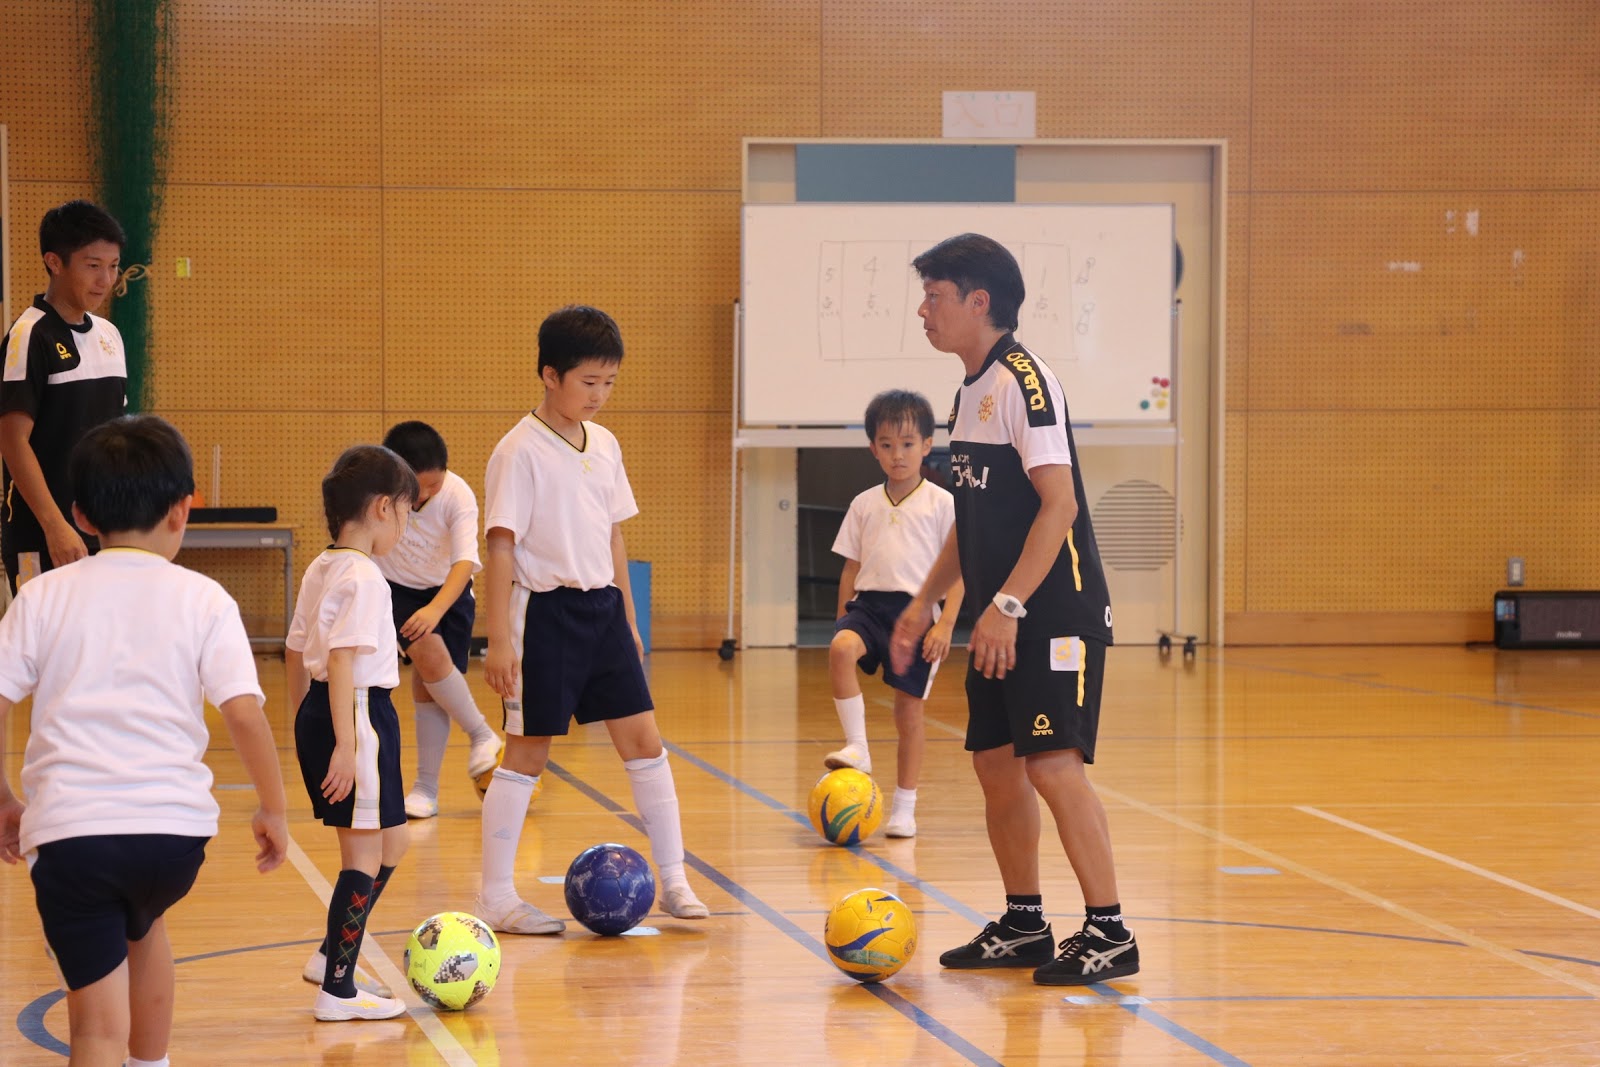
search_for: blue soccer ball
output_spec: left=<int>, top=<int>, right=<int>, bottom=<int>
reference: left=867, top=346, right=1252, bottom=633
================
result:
left=564, top=843, right=657, bottom=936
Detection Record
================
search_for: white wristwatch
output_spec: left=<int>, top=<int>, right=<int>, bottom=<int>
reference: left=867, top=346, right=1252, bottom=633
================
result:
left=992, top=592, right=1027, bottom=619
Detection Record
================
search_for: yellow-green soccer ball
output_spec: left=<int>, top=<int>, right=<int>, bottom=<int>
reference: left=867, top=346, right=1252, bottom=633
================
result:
left=403, top=912, right=501, bottom=1011
left=824, top=888, right=917, bottom=982
left=807, top=768, right=883, bottom=846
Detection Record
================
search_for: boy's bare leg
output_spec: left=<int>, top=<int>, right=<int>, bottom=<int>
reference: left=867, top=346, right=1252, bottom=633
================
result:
left=973, top=746, right=1042, bottom=894
left=125, top=917, right=174, bottom=1065
left=1027, top=748, right=1119, bottom=907
left=64, top=959, right=130, bottom=1067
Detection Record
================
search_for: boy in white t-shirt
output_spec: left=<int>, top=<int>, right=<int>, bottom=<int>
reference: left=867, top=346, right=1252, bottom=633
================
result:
left=824, top=390, right=964, bottom=838
left=0, top=414, right=287, bottom=1067
left=378, top=421, right=502, bottom=819
left=476, top=304, right=708, bottom=934
left=287, top=444, right=418, bottom=1021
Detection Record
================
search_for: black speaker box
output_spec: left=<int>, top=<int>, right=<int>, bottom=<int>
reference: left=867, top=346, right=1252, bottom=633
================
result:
left=1493, top=590, right=1600, bottom=649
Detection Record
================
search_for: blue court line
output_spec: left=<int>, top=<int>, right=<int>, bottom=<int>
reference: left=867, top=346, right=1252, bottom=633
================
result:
left=653, top=741, right=1253, bottom=1067
left=1126, top=915, right=1464, bottom=947
left=542, top=759, right=1004, bottom=1067
left=1200, top=657, right=1600, bottom=722
left=1522, top=948, right=1600, bottom=969
left=1134, top=994, right=1591, bottom=1002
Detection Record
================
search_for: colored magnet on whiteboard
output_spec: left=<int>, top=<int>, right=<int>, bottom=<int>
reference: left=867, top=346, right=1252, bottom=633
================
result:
left=1156, top=399, right=1167, bottom=409
left=1160, top=378, right=1170, bottom=388
left=1140, top=400, right=1150, bottom=410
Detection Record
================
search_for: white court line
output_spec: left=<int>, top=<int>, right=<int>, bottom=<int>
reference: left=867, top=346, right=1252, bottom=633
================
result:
left=1090, top=786, right=1600, bottom=998
left=1297, top=805, right=1600, bottom=923
left=285, top=835, right=476, bottom=1066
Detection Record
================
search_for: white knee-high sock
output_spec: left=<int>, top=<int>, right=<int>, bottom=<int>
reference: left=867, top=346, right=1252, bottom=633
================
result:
left=412, top=701, right=450, bottom=798
left=893, top=787, right=917, bottom=817
left=624, top=751, right=688, bottom=887
left=480, top=767, right=537, bottom=906
left=834, top=694, right=868, bottom=750
left=424, top=669, right=493, bottom=743
left=126, top=1057, right=170, bottom=1067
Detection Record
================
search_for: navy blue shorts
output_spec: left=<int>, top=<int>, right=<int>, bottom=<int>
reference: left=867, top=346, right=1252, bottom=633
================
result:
left=965, top=636, right=1107, bottom=761
left=835, top=590, right=937, bottom=699
left=508, top=585, right=652, bottom=737
left=390, top=579, right=475, bottom=674
left=294, top=680, right=406, bottom=829
left=30, top=833, right=207, bottom=990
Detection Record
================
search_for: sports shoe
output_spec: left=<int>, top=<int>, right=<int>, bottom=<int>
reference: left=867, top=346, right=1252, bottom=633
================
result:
left=475, top=894, right=565, bottom=935
left=661, top=884, right=710, bottom=919
left=883, top=807, right=916, bottom=838
left=403, top=790, right=438, bottom=819
left=1033, top=924, right=1140, bottom=985
left=938, top=921, right=1055, bottom=969
left=467, top=735, right=504, bottom=779
left=312, top=988, right=407, bottom=1021
left=302, top=950, right=394, bottom=997
left=823, top=743, right=872, bottom=775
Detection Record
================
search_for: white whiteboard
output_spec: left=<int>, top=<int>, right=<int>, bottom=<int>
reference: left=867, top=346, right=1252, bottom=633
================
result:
left=740, top=202, right=1175, bottom=426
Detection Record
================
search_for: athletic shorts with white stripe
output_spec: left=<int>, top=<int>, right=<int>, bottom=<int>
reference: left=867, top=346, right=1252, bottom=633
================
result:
left=294, top=680, right=406, bottom=828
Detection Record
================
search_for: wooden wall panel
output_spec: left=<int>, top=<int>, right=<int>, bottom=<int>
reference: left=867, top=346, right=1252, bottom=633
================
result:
left=381, top=0, right=821, bottom=189
left=150, top=186, right=382, bottom=410
left=381, top=190, right=737, bottom=414
left=0, top=5, right=92, bottom=184
left=1253, top=2, right=1600, bottom=191
left=1248, top=192, right=1600, bottom=413
left=820, top=1, right=1253, bottom=184
left=167, top=0, right=380, bottom=185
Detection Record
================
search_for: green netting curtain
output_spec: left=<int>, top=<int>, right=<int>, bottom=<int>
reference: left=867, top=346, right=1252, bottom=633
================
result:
left=87, top=0, right=172, bottom=413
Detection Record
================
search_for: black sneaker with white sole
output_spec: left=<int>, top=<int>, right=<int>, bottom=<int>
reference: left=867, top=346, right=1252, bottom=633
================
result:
left=938, top=921, right=1055, bottom=969
left=1032, top=923, right=1140, bottom=985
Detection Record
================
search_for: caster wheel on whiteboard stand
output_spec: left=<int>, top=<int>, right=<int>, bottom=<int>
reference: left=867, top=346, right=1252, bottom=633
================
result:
left=717, top=639, right=736, bottom=661
left=1157, top=631, right=1196, bottom=665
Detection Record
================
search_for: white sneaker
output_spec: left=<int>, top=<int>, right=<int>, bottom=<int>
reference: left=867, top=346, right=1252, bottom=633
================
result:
left=661, top=884, right=710, bottom=919
left=302, top=949, right=394, bottom=997
left=823, top=744, right=872, bottom=775
left=475, top=894, right=565, bottom=935
left=467, top=735, right=504, bottom=779
left=312, top=988, right=407, bottom=1021
left=884, top=808, right=917, bottom=838
left=403, top=790, right=438, bottom=819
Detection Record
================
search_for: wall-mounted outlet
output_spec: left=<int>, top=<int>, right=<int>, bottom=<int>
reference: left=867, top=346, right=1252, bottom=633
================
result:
left=1507, top=557, right=1525, bottom=587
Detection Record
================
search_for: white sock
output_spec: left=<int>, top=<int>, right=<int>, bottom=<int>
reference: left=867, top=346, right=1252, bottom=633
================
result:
left=480, top=767, right=537, bottom=906
left=127, top=1058, right=170, bottom=1067
left=424, top=669, right=494, bottom=744
left=624, top=751, right=688, bottom=888
left=834, top=694, right=868, bottom=750
left=893, top=787, right=917, bottom=818
left=412, top=702, right=450, bottom=798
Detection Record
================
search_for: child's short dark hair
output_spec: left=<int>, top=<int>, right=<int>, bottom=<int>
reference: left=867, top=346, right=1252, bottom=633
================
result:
left=68, top=415, right=195, bottom=534
left=40, top=200, right=126, bottom=265
left=911, top=233, right=1025, bottom=332
left=864, top=389, right=935, bottom=441
left=538, top=305, right=624, bottom=379
left=321, top=445, right=420, bottom=540
left=382, top=421, right=448, bottom=474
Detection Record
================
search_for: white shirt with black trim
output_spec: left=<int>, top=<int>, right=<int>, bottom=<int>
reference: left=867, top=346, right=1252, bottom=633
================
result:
left=832, top=478, right=955, bottom=596
left=376, top=469, right=482, bottom=591
left=0, top=549, right=263, bottom=854
left=483, top=414, right=638, bottom=593
left=287, top=549, right=400, bottom=689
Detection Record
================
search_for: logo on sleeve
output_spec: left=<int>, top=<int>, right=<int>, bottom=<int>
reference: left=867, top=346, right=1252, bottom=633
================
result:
left=1002, top=348, right=1057, bottom=428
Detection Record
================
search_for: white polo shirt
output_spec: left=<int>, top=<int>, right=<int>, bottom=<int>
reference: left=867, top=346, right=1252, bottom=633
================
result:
left=376, top=469, right=482, bottom=591
left=483, top=414, right=638, bottom=592
left=287, top=548, right=400, bottom=689
left=833, top=478, right=956, bottom=595
left=0, top=548, right=264, bottom=854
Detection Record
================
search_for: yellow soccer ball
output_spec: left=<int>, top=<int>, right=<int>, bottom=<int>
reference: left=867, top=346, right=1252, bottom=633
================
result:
left=807, top=768, right=883, bottom=846
left=823, top=888, right=917, bottom=982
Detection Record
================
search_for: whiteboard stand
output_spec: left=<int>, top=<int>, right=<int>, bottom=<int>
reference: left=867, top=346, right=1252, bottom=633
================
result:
left=1157, top=300, right=1195, bottom=662
left=720, top=301, right=741, bottom=660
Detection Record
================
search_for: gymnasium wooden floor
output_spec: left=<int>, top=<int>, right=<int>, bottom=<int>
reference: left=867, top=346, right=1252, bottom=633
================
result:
left=4, top=643, right=1600, bottom=1065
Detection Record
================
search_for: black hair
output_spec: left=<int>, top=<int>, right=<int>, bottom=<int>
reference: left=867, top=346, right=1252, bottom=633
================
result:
left=39, top=200, right=126, bottom=269
left=911, top=233, right=1025, bottom=332
left=382, top=420, right=448, bottom=474
left=537, top=305, right=624, bottom=379
left=68, top=414, right=195, bottom=534
left=864, top=389, right=935, bottom=441
left=321, top=445, right=420, bottom=540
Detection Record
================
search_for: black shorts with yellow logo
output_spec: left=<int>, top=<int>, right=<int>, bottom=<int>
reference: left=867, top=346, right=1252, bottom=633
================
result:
left=964, top=636, right=1106, bottom=761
